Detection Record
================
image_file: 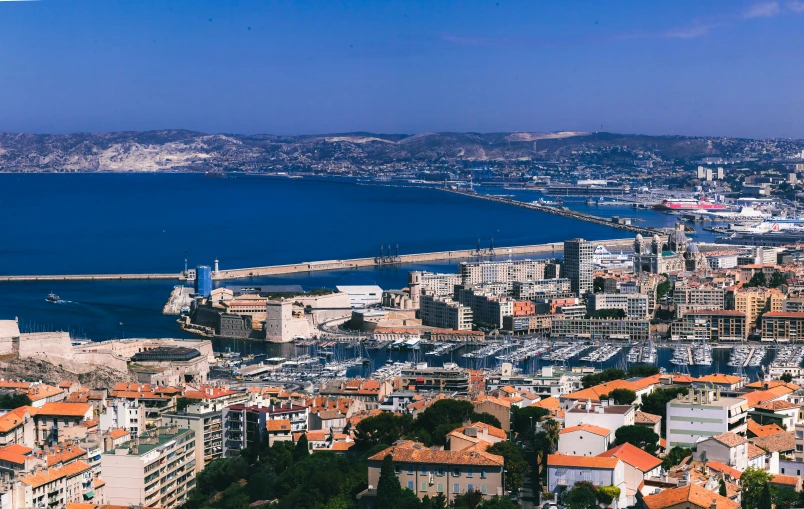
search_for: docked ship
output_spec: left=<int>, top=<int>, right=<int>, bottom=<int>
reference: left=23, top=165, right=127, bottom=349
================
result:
left=654, top=198, right=728, bottom=211
left=204, top=170, right=227, bottom=178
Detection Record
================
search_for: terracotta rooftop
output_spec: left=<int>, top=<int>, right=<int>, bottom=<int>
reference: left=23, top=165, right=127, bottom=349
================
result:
left=266, top=419, right=291, bottom=432
left=747, top=419, right=787, bottom=437
left=642, top=483, right=739, bottom=509
left=36, top=402, right=91, bottom=418
left=369, top=441, right=504, bottom=467
left=754, top=400, right=799, bottom=412
left=547, top=454, right=619, bottom=469
left=711, top=432, right=747, bottom=448
left=705, top=460, right=742, bottom=479
left=748, top=443, right=766, bottom=460
left=634, top=411, right=662, bottom=425
left=560, top=424, right=612, bottom=437
left=696, top=374, right=742, bottom=385
left=751, top=431, right=795, bottom=453
left=771, top=474, right=800, bottom=486
left=108, top=428, right=129, bottom=440
left=0, top=410, right=25, bottom=433
left=597, top=443, right=661, bottom=472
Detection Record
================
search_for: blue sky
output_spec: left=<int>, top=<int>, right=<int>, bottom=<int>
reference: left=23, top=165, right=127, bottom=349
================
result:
left=0, top=0, right=803, bottom=137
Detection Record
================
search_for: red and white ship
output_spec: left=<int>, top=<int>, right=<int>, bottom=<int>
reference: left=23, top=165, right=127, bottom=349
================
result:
left=653, top=197, right=728, bottom=211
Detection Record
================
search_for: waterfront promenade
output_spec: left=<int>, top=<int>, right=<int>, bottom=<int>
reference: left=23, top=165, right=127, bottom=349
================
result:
left=0, top=237, right=639, bottom=282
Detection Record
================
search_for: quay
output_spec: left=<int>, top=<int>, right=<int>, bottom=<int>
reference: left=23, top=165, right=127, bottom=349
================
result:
left=0, top=237, right=639, bottom=283
left=440, top=188, right=661, bottom=236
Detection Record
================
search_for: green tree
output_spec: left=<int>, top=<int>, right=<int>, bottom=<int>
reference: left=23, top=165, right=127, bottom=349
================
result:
left=587, top=309, right=626, bottom=319
left=627, top=365, right=660, bottom=377
left=601, top=388, right=636, bottom=405
left=452, top=490, right=485, bottom=509
left=661, top=447, right=692, bottom=470
left=564, top=481, right=598, bottom=509
left=759, top=482, right=772, bottom=509
left=745, top=271, right=767, bottom=288
left=719, top=479, right=728, bottom=497
left=376, top=454, right=403, bottom=508
left=512, top=406, right=550, bottom=436
left=292, top=434, right=309, bottom=462
left=0, top=393, right=33, bottom=409
left=614, top=425, right=659, bottom=454
left=780, top=372, right=794, bottom=383
left=479, top=497, right=519, bottom=509
left=582, top=368, right=627, bottom=388
left=656, top=279, right=672, bottom=300
left=596, top=486, right=621, bottom=505
left=471, top=412, right=502, bottom=429
left=354, top=411, right=413, bottom=449
left=741, top=466, right=773, bottom=509
left=639, top=387, right=688, bottom=434
left=773, top=486, right=799, bottom=509
left=175, top=397, right=195, bottom=412
left=593, top=276, right=606, bottom=293
left=246, top=471, right=276, bottom=502
left=487, top=441, right=529, bottom=493
left=769, top=271, right=787, bottom=288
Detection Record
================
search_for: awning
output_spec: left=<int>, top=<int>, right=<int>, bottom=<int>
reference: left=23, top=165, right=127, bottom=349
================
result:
left=83, top=492, right=94, bottom=500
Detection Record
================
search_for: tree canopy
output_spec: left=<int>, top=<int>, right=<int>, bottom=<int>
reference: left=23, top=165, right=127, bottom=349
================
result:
left=564, top=481, right=598, bottom=509
left=599, top=388, right=636, bottom=405
left=639, top=387, right=688, bottom=435
left=487, top=441, right=528, bottom=493
left=614, top=425, right=659, bottom=454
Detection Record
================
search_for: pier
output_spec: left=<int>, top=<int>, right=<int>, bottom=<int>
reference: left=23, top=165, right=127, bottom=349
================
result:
left=0, top=237, right=639, bottom=283
left=440, top=188, right=661, bottom=236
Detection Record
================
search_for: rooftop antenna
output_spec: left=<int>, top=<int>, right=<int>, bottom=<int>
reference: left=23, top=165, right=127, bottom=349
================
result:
left=184, top=250, right=188, bottom=276
left=387, top=244, right=392, bottom=264
left=476, top=238, right=482, bottom=257
left=489, top=237, right=496, bottom=256
left=395, top=244, right=400, bottom=262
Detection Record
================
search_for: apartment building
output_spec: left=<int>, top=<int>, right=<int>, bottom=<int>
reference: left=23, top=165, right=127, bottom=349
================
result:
left=672, top=310, right=747, bottom=342
left=673, top=282, right=725, bottom=317
left=162, top=400, right=225, bottom=473
left=20, top=460, right=98, bottom=509
left=735, top=287, right=784, bottom=329
left=587, top=293, right=650, bottom=319
left=101, top=426, right=196, bottom=508
left=400, top=363, right=470, bottom=394
left=459, top=259, right=547, bottom=288
left=547, top=455, right=626, bottom=506
left=99, top=401, right=145, bottom=436
left=366, top=441, right=504, bottom=503
left=550, top=317, right=650, bottom=341
left=419, top=295, right=473, bottom=331
left=502, top=314, right=554, bottom=334
left=666, top=387, right=748, bottom=448
left=454, top=287, right=514, bottom=328
left=485, top=365, right=572, bottom=398
left=762, top=312, right=804, bottom=341
left=512, top=279, right=573, bottom=300
left=564, top=239, right=593, bottom=296
left=419, top=272, right=462, bottom=298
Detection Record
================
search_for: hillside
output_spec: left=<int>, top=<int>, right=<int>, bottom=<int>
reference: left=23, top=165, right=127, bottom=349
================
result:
left=0, top=130, right=787, bottom=172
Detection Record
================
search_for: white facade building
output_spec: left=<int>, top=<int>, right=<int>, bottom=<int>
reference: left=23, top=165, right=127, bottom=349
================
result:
left=666, top=387, right=748, bottom=448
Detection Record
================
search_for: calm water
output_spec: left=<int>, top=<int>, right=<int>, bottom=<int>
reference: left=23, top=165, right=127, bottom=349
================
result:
left=0, top=173, right=739, bottom=376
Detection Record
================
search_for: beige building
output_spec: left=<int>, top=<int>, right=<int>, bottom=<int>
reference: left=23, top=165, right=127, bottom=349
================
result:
left=550, top=317, right=650, bottom=341
left=162, top=401, right=225, bottom=473
left=735, top=287, right=784, bottom=329
left=672, top=310, right=747, bottom=342
left=762, top=312, right=804, bottom=342
left=419, top=295, right=473, bottom=331
left=366, top=440, right=504, bottom=503
left=101, top=426, right=196, bottom=508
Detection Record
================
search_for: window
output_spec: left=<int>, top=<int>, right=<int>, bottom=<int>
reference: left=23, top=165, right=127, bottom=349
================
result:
left=468, top=484, right=473, bottom=492
left=420, top=482, right=427, bottom=492
left=453, top=483, right=460, bottom=494
left=481, top=469, right=487, bottom=479
left=408, top=464, right=414, bottom=474
left=420, top=465, right=427, bottom=475
left=394, top=464, right=401, bottom=473
left=467, top=467, right=473, bottom=478
left=408, top=481, right=414, bottom=490
left=436, top=467, right=445, bottom=476
left=437, top=483, right=444, bottom=493
left=453, top=467, right=461, bottom=477
left=481, top=484, right=488, bottom=494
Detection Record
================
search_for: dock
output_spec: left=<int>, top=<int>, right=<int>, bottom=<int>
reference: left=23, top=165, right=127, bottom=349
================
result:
left=163, top=285, right=194, bottom=315
left=440, top=189, right=661, bottom=236
left=0, top=237, right=640, bottom=283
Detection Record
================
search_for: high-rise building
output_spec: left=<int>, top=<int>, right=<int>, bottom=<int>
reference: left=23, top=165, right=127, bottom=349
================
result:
left=697, top=166, right=706, bottom=179
left=563, top=239, right=593, bottom=296
left=717, top=167, right=725, bottom=179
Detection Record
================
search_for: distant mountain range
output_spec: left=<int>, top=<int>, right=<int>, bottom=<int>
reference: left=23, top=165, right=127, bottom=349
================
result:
left=0, top=130, right=783, bottom=172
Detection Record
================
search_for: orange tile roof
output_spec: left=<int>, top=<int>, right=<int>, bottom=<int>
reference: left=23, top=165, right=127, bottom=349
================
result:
left=748, top=443, right=766, bottom=459
left=747, top=419, right=787, bottom=437
left=183, top=386, right=238, bottom=400
left=547, top=454, right=619, bottom=469
left=20, top=468, right=64, bottom=488
left=54, top=460, right=91, bottom=477
left=532, top=397, right=561, bottom=409
left=755, top=400, right=799, bottom=411
left=0, top=381, right=31, bottom=390
left=634, top=411, right=662, bottom=425
left=0, top=446, right=30, bottom=465
left=696, top=374, right=742, bottom=385
left=36, top=402, right=91, bottom=418
left=560, top=424, right=612, bottom=437
left=108, top=428, right=129, bottom=440
left=26, top=384, right=64, bottom=402
left=740, top=388, right=790, bottom=408
left=328, top=441, right=355, bottom=451
left=449, top=422, right=507, bottom=441
left=751, top=431, right=795, bottom=453
left=597, top=443, right=661, bottom=472
left=0, top=410, right=24, bottom=433
left=370, top=441, right=504, bottom=467
left=266, top=419, right=291, bottom=432
left=706, top=460, right=742, bottom=479
left=745, top=380, right=800, bottom=391
left=642, top=484, right=739, bottom=509
left=711, top=432, right=747, bottom=448
left=562, top=379, right=640, bottom=402
left=41, top=444, right=87, bottom=467
left=771, top=474, right=800, bottom=486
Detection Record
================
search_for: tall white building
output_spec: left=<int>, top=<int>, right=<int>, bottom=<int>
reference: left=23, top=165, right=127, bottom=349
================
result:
left=458, top=259, right=547, bottom=288
left=587, top=293, right=650, bottom=319
left=666, top=387, right=748, bottom=448
left=563, top=239, right=593, bottom=296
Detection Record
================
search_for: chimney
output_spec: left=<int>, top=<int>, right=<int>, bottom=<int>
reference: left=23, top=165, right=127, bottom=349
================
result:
left=608, top=398, right=614, bottom=406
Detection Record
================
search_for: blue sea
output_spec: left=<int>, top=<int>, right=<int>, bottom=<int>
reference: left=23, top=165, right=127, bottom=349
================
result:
left=0, top=173, right=741, bottom=376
